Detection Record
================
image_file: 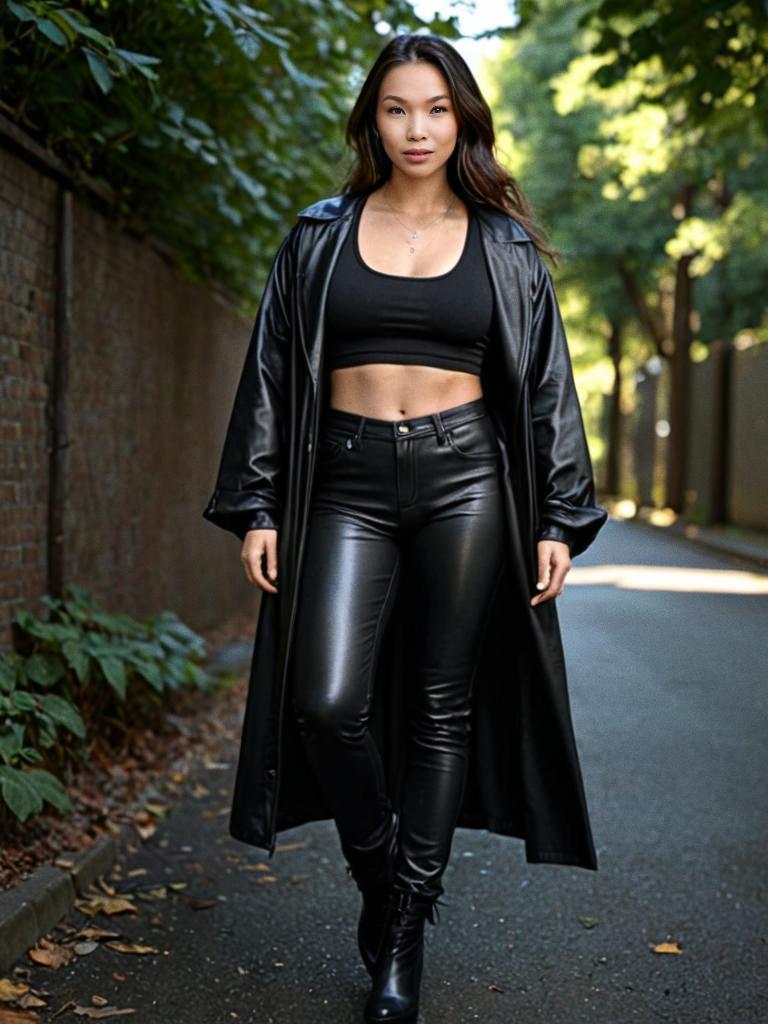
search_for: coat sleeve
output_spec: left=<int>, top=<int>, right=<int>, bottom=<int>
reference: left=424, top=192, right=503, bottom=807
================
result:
left=201, top=224, right=298, bottom=541
left=528, top=251, right=607, bottom=557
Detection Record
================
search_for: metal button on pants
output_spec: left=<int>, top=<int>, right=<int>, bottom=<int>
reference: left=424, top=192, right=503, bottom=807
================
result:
left=290, top=396, right=505, bottom=899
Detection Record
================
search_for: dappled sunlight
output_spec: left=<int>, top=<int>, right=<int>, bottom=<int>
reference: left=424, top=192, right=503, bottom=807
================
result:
left=568, top=564, right=768, bottom=595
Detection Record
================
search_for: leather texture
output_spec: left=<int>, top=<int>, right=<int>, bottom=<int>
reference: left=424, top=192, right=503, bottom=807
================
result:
left=291, top=400, right=506, bottom=903
left=201, top=190, right=608, bottom=871
left=364, top=889, right=439, bottom=1023
left=341, top=806, right=399, bottom=975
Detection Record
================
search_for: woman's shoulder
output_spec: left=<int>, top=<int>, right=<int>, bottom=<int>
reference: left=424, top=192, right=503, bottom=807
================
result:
left=468, top=198, right=533, bottom=246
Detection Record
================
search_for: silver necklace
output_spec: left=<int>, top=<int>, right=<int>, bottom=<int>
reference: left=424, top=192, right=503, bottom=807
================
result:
left=381, top=190, right=457, bottom=255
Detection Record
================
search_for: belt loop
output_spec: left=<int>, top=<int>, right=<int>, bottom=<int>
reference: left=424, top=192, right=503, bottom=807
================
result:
left=431, top=412, right=448, bottom=445
left=349, top=414, right=366, bottom=450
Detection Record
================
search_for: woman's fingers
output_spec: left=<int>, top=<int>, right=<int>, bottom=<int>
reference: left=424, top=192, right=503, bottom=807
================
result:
left=241, top=529, right=279, bottom=593
left=530, top=540, right=571, bottom=606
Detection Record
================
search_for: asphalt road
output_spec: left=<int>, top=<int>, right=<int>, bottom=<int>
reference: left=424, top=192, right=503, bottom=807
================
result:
left=9, top=520, right=768, bottom=1023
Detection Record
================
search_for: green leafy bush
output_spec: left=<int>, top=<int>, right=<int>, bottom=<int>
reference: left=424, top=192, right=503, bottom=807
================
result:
left=0, top=583, right=212, bottom=825
left=0, top=0, right=455, bottom=304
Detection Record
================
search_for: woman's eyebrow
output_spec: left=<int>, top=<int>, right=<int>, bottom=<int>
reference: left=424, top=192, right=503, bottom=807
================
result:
left=380, top=94, right=450, bottom=103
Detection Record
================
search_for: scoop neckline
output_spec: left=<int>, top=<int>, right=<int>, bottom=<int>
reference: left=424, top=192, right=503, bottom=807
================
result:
left=353, top=196, right=473, bottom=281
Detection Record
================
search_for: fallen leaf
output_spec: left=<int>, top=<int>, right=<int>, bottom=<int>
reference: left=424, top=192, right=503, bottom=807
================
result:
left=16, top=996, right=45, bottom=1010
left=74, top=928, right=120, bottom=942
left=72, top=1007, right=136, bottom=1018
left=73, top=896, right=137, bottom=918
left=0, top=1007, right=40, bottom=1022
left=255, top=876, right=277, bottom=884
left=110, top=975, right=126, bottom=984
left=167, top=883, right=188, bottom=891
left=186, top=899, right=217, bottom=911
left=91, top=997, right=108, bottom=1007
left=0, top=980, right=30, bottom=1003
left=134, top=823, right=156, bottom=841
left=577, top=915, right=600, bottom=929
left=27, top=943, right=75, bottom=969
left=487, top=983, right=505, bottom=993
left=652, top=941, right=683, bottom=954
left=274, top=841, right=308, bottom=853
left=126, top=869, right=148, bottom=879
left=104, top=943, right=158, bottom=956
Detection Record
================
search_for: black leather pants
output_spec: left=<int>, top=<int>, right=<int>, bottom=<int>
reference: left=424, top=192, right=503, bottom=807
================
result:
left=290, top=396, right=506, bottom=900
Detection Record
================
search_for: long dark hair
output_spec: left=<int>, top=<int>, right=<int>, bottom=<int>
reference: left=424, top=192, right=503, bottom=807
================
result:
left=340, top=33, right=558, bottom=265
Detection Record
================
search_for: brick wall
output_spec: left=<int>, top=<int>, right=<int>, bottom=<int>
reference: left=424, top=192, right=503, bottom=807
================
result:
left=0, top=147, right=58, bottom=635
left=0, top=143, right=258, bottom=650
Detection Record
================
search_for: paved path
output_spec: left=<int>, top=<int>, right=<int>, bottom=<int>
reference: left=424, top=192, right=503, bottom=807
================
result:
left=8, top=521, right=767, bottom=1023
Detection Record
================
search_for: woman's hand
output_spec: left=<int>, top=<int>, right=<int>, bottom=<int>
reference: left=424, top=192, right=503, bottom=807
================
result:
left=241, top=529, right=279, bottom=593
left=530, top=540, right=571, bottom=606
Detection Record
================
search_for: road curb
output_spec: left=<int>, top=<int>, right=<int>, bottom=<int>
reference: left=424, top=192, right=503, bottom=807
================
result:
left=600, top=498, right=768, bottom=571
left=630, top=515, right=768, bottom=570
left=0, top=636, right=255, bottom=978
left=0, top=637, right=254, bottom=978
left=0, top=834, right=118, bottom=975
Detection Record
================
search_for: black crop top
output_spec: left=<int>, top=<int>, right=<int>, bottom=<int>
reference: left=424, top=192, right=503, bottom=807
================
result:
left=324, top=199, right=495, bottom=376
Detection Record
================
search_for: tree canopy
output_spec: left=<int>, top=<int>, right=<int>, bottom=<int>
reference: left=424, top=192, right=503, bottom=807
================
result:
left=1, top=0, right=459, bottom=305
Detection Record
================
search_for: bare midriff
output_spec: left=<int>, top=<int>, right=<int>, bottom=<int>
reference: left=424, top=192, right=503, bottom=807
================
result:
left=329, top=363, right=483, bottom=420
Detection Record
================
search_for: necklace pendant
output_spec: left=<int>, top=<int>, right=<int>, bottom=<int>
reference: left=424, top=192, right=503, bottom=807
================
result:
left=411, top=231, right=419, bottom=239
left=409, top=246, right=415, bottom=255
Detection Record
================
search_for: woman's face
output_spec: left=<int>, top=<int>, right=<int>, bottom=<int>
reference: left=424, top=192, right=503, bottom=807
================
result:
left=375, top=60, right=459, bottom=178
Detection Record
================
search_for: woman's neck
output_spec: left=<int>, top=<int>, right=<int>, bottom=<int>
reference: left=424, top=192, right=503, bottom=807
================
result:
left=377, top=171, right=455, bottom=217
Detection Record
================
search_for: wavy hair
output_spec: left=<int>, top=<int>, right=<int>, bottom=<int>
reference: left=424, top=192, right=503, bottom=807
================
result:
left=339, top=32, right=558, bottom=265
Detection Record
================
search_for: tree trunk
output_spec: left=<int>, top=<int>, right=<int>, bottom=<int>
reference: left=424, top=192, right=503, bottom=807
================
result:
left=710, top=176, right=734, bottom=525
left=666, top=251, right=694, bottom=512
left=605, top=318, right=623, bottom=496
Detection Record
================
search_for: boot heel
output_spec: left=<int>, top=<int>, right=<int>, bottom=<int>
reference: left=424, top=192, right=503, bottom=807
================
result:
left=363, top=889, right=437, bottom=1023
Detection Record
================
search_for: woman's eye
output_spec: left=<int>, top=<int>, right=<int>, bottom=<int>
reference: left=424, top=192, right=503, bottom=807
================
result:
left=385, top=105, right=449, bottom=115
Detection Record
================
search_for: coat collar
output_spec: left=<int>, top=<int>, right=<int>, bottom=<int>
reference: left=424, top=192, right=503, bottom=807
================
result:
left=296, top=192, right=533, bottom=245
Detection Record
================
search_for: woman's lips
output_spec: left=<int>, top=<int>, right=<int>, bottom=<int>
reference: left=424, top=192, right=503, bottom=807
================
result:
left=403, top=151, right=432, bottom=163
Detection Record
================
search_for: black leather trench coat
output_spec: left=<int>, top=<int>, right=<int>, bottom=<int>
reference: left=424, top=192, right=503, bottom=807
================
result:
left=202, top=191, right=608, bottom=870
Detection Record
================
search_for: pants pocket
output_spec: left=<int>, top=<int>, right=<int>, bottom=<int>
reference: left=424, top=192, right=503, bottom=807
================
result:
left=445, top=417, right=499, bottom=459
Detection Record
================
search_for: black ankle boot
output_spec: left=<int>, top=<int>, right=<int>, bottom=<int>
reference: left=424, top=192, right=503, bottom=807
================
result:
left=341, top=809, right=399, bottom=974
left=363, top=888, right=440, bottom=1023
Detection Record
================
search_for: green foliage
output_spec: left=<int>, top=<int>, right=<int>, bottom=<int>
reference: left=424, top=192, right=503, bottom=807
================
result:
left=493, top=1, right=768, bottom=333
left=582, top=0, right=768, bottom=130
left=0, top=0, right=458, bottom=306
left=0, top=583, right=213, bottom=826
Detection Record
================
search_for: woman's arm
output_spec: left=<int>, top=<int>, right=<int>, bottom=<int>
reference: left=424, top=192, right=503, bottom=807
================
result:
left=528, top=251, right=607, bottom=559
left=202, top=224, right=299, bottom=541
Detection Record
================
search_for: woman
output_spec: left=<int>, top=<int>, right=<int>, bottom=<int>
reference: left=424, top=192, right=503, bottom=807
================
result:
left=203, top=33, right=607, bottom=1024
